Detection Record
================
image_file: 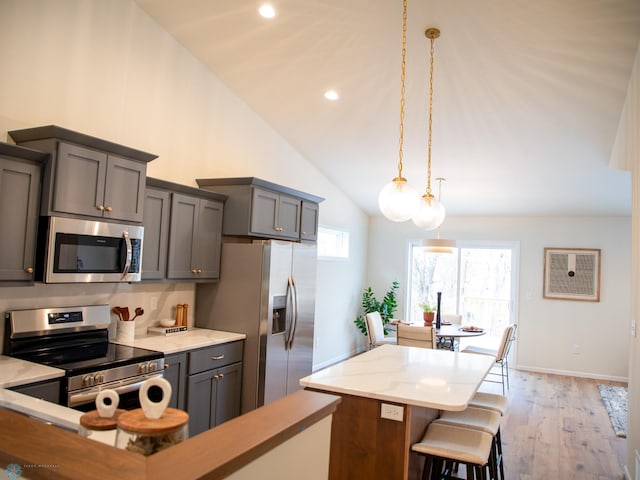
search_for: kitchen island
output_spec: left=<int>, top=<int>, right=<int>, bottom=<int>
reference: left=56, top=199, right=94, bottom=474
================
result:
left=299, top=344, right=496, bottom=480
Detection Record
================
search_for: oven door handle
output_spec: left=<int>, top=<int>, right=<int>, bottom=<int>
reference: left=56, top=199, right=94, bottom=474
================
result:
left=68, top=372, right=162, bottom=408
left=121, top=231, right=132, bottom=280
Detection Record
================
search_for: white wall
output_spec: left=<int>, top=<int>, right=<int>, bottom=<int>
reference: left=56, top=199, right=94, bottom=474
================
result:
left=368, top=215, right=631, bottom=381
left=0, top=0, right=367, bottom=369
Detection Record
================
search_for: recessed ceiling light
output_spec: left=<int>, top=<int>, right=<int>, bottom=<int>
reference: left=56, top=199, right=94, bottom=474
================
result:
left=259, top=4, right=276, bottom=19
left=324, top=90, right=339, bottom=101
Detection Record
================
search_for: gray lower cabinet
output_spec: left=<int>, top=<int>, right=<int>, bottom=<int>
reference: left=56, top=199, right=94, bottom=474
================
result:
left=9, top=125, right=156, bottom=223
left=0, top=143, right=47, bottom=284
left=164, top=352, right=187, bottom=410
left=167, top=193, right=223, bottom=281
left=186, top=341, right=244, bottom=437
left=11, top=379, right=61, bottom=404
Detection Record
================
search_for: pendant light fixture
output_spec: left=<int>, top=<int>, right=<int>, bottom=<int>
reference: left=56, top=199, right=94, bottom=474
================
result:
left=412, top=28, right=445, bottom=231
left=378, top=0, right=419, bottom=222
left=423, top=178, right=456, bottom=253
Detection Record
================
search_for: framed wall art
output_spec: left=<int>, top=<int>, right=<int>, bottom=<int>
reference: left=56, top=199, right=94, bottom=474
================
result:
left=543, top=248, right=600, bottom=302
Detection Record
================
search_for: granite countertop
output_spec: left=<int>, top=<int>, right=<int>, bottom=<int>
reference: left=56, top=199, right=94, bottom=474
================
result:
left=112, top=327, right=246, bottom=354
left=299, top=344, right=495, bottom=411
left=0, top=356, right=65, bottom=389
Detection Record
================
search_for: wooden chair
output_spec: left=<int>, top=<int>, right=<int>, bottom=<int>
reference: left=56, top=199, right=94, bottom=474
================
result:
left=364, top=312, right=396, bottom=348
left=462, top=325, right=517, bottom=394
left=397, top=324, right=437, bottom=349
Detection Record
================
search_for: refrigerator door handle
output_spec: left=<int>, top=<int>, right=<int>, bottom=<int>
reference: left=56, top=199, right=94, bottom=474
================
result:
left=285, top=276, right=298, bottom=349
left=288, top=277, right=298, bottom=349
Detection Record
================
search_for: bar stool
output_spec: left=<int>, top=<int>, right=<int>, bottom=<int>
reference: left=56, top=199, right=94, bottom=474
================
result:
left=468, top=391, right=508, bottom=416
left=411, top=423, right=493, bottom=480
left=434, top=407, right=504, bottom=480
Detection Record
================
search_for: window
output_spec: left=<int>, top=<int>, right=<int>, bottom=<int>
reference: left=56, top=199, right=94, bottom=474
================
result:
left=408, top=241, right=518, bottom=342
left=317, top=226, right=349, bottom=259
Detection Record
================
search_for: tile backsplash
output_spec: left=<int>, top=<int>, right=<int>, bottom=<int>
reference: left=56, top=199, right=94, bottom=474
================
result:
left=0, top=282, right=196, bottom=346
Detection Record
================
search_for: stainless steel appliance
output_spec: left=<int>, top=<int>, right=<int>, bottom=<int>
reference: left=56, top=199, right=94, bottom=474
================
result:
left=4, top=305, right=163, bottom=410
left=37, top=216, right=143, bottom=283
left=196, top=240, right=317, bottom=413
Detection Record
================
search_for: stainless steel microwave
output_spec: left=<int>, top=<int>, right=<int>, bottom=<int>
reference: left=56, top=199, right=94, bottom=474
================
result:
left=38, top=216, right=143, bottom=283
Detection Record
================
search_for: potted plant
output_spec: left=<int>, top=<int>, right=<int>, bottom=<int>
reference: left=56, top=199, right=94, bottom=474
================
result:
left=354, top=280, right=399, bottom=336
left=419, top=302, right=435, bottom=326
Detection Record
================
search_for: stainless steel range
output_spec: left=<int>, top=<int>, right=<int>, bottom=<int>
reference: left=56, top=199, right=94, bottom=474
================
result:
left=4, top=304, right=164, bottom=410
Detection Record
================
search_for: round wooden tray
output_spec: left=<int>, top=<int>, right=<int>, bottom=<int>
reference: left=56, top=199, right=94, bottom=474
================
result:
left=117, top=408, right=189, bottom=435
left=79, top=409, right=126, bottom=431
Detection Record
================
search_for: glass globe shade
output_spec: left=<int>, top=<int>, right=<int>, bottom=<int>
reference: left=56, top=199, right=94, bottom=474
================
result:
left=378, top=178, right=419, bottom=222
left=412, top=194, right=445, bottom=230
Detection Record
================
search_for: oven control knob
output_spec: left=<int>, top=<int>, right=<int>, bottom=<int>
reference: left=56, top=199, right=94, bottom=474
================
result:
left=148, top=361, right=158, bottom=372
left=138, top=363, right=149, bottom=374
left=93, top=373, right=105, bottom=385
left=83, top=374, right=94, bottom=387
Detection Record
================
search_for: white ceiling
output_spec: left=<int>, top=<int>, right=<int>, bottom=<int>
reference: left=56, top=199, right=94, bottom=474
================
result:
left=135, top=0, right=640, bottom=217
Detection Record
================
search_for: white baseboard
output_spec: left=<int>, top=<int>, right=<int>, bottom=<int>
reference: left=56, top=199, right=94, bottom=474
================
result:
left=516, top=364, right=628, bottom=383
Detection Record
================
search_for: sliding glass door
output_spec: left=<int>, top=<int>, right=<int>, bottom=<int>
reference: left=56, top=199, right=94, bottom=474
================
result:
left=407, top=241, right=518, bottom=346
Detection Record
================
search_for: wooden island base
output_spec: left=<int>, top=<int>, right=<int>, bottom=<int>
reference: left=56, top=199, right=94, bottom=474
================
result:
left=309, top=390, right=438, bottom=480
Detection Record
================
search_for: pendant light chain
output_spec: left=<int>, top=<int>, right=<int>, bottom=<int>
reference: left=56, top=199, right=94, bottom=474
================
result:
left=425, top=28, right=439, bottom=198
left=397, top=0, right=408, bottom=180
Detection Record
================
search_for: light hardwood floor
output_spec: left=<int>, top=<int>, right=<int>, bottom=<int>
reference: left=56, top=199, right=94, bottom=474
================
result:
left=480, top=369, right=627, bottom=480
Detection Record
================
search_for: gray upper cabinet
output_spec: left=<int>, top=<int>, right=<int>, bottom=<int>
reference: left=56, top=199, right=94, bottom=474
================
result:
left=141, top=187, right=171, bottom=280
left=196, top=177, right=323, bottom=242
left=168, top=194, right=223, bottom=280
left=9, top=125, right=157, bottom=224
left=143, top=177, right=226, bottom=282
left=300, top=200, right=320, bottom=242
left=0, top=143, right=47, bottom=284
left=250, top=187, right=300, bottom=240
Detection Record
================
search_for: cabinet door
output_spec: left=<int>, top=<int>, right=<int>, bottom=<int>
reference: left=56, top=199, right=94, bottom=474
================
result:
left=0, top=157, right=41, bottom=282
left=103, top=155, right=146, bottom=222
left=250, top=187, right=279, bottom=236
left=214, top=362, right=242, bottom=426
left=187, top=370, right=217, bottom=437
left=277, top=193, right=302, bottom=240
left=195, top=199, right=223, bottom=280
left=53, top=142, right=107, bottom=217
left=164, top=352, right=187, bottom=410
left=142, top=188, right=171, bottom=280
left=167, top=193, right=199, bottom=279
left=300, top=201, right=319, bottom=241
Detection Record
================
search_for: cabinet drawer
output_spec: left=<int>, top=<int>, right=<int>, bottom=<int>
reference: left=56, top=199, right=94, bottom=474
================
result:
left=188, top=341, right=243, bottom=375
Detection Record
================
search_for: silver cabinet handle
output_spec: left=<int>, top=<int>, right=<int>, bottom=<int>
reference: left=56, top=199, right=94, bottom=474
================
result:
left=211, top=354, right=224, bottom=360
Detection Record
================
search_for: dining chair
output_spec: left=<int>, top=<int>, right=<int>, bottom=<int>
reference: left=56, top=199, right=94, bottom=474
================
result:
left=462, top=324, right=517, bottom=395
left=396, top=323, right=437, bottom=349
left=438, top=314, right=463, bottom=349
left=364, top=312, right=396, bottom=348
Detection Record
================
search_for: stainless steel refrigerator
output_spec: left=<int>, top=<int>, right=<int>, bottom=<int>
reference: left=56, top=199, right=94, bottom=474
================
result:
left=195, top=240, right=317, bottom=413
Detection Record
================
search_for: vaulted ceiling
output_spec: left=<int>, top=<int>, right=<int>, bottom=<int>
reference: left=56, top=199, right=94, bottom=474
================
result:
left=135, top=0, right=640, bottom=217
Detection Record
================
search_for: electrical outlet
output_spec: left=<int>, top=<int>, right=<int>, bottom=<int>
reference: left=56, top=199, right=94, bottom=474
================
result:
left=381, top=403, right=404, bottom=422
left=572, top=344, right=580, bottom=354
left=632, top=320, right=637, bottom=338
left=151, top=296, right=158, bottom=310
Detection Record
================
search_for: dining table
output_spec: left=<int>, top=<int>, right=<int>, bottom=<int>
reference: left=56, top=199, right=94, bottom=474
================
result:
left=435, top=323, right=486, bottom=351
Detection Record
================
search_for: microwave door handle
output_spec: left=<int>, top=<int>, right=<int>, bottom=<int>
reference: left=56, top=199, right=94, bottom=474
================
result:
left=121, top=231, right=132, bottom=280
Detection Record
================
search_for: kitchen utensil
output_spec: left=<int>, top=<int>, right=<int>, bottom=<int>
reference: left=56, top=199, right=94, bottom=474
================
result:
left=121, top=307, right=130, bottom=321
left=112, top=307, right=124, bottom=322
left=130, top=307, right=144, bottom=321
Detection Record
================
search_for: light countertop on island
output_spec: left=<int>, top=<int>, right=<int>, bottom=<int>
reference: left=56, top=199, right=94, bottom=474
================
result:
left=112, top=327, right=246, bottom=354
left=300, top=344, right=495, bottom=411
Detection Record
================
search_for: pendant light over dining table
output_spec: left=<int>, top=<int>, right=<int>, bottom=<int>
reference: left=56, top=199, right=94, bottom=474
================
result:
left=377, top=0, right=419, bottom=222
left=411, top=27, right=445, bottom=231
